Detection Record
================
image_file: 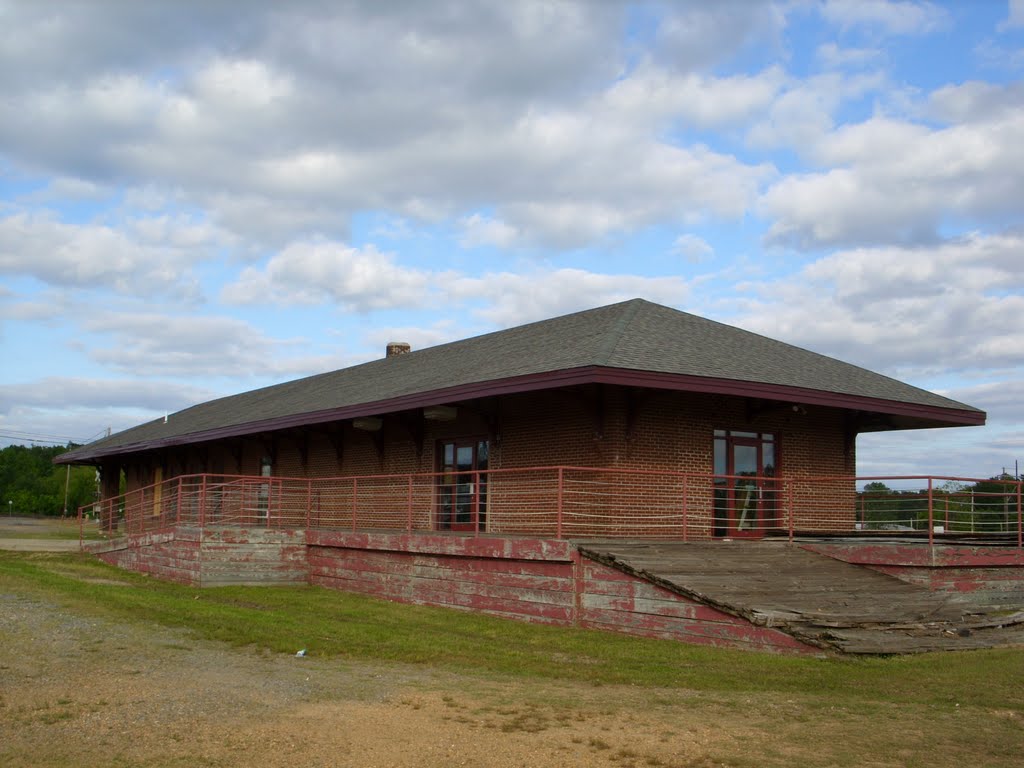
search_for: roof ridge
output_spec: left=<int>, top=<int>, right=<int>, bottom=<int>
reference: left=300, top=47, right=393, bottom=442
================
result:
left=593, top=298, right=645, bottom=365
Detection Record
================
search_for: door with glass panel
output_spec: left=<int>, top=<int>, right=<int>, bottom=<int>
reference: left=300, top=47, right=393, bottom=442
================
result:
left=713, top=430, right=778, bottom=538
left=437, top=439, right=489, bottom=532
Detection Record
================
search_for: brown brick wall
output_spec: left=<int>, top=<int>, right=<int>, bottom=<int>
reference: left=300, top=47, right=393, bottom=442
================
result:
left=118, top=385, right=857, bottom=536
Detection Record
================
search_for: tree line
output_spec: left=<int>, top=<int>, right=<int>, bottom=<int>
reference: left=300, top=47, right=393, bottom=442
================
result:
left=0, top=444, right=97, bottom=517
left=859, top=476, right=1023, bottom=533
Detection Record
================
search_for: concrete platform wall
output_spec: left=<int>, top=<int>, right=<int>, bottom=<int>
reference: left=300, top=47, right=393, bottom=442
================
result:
left=97, top=529, right=201, bottom=585
left=96, top=527, right=308, bottom=587
left=306, top=531, right=818, bottom=654
left=199, top=528, right=308, bottom=586
left=96, top=530, right=1024, bottom=653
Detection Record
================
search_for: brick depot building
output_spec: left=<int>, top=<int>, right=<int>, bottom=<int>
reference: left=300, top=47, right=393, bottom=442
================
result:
left=58, top=299, right=1015, bottom=655
left=61, top=298, right=983, bottom=534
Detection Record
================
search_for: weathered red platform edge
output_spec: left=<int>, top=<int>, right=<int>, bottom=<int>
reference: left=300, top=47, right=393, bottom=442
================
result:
left=802, top=541, right=1024, bottom=606
left=307, top=531, right=817, bottom=654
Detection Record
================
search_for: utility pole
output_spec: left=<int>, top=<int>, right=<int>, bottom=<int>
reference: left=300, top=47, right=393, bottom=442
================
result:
left=63, top=463, right=71, bottom=518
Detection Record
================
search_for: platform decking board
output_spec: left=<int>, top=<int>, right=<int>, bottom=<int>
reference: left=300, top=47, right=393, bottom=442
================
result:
left=575, top=540, right=1024, bottom=654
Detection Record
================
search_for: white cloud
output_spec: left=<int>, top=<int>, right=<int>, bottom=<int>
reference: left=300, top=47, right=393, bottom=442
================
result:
left=222, top=237, right=697, bottom=332
left=672, top=234, right=714, bottom=262
left=816, top=42, right=883, bottom=69
left=1001, top=0, right=1024, bottom=30
left=747, top=71, right=886, bottom=152
left=0, top=211, right=221, bottom=298
left=732, top=232, right=1024, bottom=377
left=653, top=2, right=785, bottom=71
left=821, top=0, right=948, bottom=36
left=948, top=380, right=1024, bottom=425
left=603, top=65, right=784, bottom=129
left=222, top=240, right=432, bottom=310
left=0, top=377, right=213, bottom=415
left=856, top=428, right=1007, bottom=480
left=0, top=2, right=777, bottom=251
left=973, top=38, right=1024, bottom=71
left=459, top=214, right=519, bottom=249
left=761, top=101, right=1024, bottom=247
left=928, top=80, right=1024, bottom=123
left=80, top=311, right=337, bottom=379
left=448, top=268, right=690, bottom=328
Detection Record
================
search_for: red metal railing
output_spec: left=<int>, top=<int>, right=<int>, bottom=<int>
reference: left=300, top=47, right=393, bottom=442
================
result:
left=78, top=468, right=1024, bottom=550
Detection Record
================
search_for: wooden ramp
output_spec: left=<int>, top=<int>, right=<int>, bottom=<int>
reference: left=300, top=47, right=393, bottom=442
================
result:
left=577, top=541, right=1024, bottom=654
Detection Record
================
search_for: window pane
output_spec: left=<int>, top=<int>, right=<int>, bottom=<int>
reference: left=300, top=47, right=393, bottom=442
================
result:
left=763, top=443, right=775, bottom=476
left=733, top=444, right=758, bottom=477
left=477, top=440, right=489, bottom=470
left=456, top=445, right=473, bottom=471
left=444, top=443, right=454, bottom=466
left=714, top=438, right=726, bottom=476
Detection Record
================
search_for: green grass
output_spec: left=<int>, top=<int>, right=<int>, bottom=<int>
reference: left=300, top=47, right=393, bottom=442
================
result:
left=1, top=550, right=1023, bottom=711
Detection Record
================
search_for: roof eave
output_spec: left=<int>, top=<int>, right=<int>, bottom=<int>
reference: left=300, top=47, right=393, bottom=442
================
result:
left=55, top=364, right=984, bottom=464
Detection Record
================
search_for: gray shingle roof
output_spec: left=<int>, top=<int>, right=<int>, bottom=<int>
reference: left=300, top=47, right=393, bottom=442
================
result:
left=59, top=299, right=983, bottom=463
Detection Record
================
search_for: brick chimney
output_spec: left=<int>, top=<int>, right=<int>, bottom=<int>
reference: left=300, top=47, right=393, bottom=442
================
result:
left=386, top=341, right=411, bottom=358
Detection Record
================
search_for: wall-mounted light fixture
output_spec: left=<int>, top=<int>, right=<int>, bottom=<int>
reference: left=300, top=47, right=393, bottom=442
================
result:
left=423, top=405, right=458, bottom=421
left=353, top=416, right=383, bottom=432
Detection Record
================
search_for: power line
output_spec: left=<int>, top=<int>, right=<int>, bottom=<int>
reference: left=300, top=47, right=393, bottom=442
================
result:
left=0, top=429, right=92, bottom=445
left=0, top=434, right=74, bottom=446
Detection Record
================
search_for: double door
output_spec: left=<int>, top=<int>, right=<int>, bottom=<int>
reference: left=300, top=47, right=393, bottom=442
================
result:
left=437, top=439, right=489, bottom=532
left=713, top=431, right=777, bottom=538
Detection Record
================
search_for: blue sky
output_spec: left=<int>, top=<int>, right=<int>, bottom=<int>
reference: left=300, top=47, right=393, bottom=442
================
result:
left=1, top=0, right=1022, bottom=480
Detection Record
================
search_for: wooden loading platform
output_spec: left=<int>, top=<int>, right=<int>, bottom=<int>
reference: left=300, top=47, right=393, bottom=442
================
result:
left=577, top=541, right=1024, bottom=654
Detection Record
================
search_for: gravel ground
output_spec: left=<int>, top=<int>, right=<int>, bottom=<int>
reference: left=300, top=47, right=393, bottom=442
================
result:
left=0, top=590, right=723, bottom=767
left=0, top=518, right=722, bottom=767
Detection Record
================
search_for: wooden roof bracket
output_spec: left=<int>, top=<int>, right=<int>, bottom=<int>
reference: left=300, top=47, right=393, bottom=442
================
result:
left=591, top=383, right=605, bottom=439
left=294, top=431, right=309, bottom=471
left=325, top=427, right=345, bottom=472
left=370, top=421, right=386, bottom=467
left=623, top=386, right=651, bottom=441
left=484, top=403, right=502, bottom=448
left=227, top=440, right=243, bottom=474
left=399, top=412, right=426, bottom=458
left=844, top=412, right=860, bottom=458
left=196, top=444, right=210, bottom=474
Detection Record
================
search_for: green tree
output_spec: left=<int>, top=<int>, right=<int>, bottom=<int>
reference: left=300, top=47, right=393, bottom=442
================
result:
left=0, top=444, right=97, bottom=516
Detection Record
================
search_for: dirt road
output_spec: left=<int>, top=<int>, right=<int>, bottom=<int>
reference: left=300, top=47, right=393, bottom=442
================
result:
left=0, top=517, right=82, bottom=552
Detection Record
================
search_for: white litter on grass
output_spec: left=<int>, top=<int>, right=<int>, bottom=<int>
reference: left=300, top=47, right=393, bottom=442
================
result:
left=295, top=649, right=306, bottom=657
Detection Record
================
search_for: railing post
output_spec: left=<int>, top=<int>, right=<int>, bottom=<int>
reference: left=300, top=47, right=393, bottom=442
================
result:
left=407, top=475, right=414, bottom=533
left=472, top=470, right=480, bottom=538
left=306, top=479, right=313, bottom=531
left=787, top=480, right=794, bottom=544
left=1017, top=480, right=1022, bottom=550
left=556, top=467, right=564, bottom=539
left=352, top=477, right=358, bottom=532
left=927, top=477, right=934, bottom=549
left=681, top=474, right=688, bottom=542
left=199, top=474, right=208, bottom=531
